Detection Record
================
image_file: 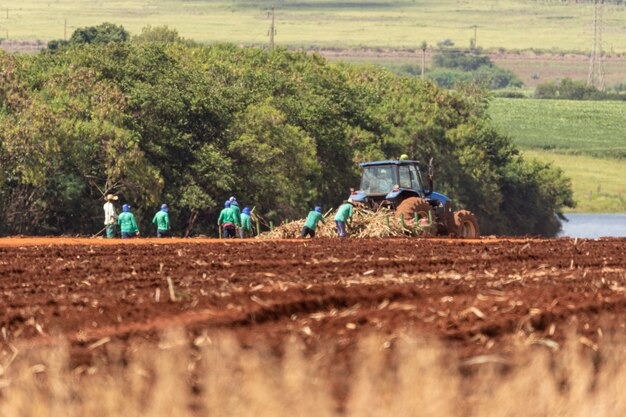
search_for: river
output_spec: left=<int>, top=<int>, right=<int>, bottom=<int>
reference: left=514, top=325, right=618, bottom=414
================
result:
left=558, top=213, right=626, bottom=239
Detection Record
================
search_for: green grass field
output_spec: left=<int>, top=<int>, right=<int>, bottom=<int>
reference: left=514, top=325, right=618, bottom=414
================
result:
left=1, top=0, right=626, bottom=52
left=490, top=98, right=626, bottom=213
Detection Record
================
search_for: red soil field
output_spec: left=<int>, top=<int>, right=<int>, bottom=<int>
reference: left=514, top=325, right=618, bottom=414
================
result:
left=2, top=236, right=626, bottom=364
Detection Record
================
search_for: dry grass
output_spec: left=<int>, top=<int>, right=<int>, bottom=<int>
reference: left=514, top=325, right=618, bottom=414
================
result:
left=2, top=330, right=626, bottom=417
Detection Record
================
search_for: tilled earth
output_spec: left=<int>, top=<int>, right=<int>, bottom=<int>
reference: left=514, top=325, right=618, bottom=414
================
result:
left=1, top=237, right=626, bottom=366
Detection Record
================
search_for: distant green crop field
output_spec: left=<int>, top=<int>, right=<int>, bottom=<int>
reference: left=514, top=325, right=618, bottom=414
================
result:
left=521, top=150, right=626, bottom=213
left=490, top=98, right=626, bottom=213
left=489, top=98, right=626, bottom=159
left=1, top=0, right=626, bottom=52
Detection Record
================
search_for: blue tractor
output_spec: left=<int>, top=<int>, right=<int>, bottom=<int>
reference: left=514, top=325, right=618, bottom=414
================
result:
left=350, top=159, right=479, bottom=237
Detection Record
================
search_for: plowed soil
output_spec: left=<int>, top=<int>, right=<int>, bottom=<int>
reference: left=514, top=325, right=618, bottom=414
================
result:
left=1, top=237, right=626, bottom=366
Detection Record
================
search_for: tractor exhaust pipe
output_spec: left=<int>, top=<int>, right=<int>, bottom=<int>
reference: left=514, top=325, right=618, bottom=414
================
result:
left=425, top=158, right=434, bottom=196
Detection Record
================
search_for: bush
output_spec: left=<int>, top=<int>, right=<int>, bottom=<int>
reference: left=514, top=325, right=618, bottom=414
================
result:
left=492, top=90, right=527, bottom=98
left=612, top=82, right=626, bottom=92
left=427, top=65, right=522, bottom=90
left=428, top=51, right=523, bottom=90
left=432, top=51, right=492, bottom=71
left=427, top=68, right=472, bottom=88
left=69, top=22, right=129, bottom=45
left=535, top=78, right=626, bottom=101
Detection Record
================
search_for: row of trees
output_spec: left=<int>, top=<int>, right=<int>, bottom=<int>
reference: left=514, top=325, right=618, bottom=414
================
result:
left=535, top=78, right=626, bottom=100
left=392, top=50, right=523, bottom=90
left=0, top=25, right=574, bottom=236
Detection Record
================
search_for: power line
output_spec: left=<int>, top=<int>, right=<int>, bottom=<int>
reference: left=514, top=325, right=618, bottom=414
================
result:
left=587, top=0, right=606, bottom=91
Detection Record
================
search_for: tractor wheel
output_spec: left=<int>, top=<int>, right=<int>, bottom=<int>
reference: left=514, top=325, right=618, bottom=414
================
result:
left=396, top=197, right=433, bottom=224
left=453, top=210, right=480, bottom=238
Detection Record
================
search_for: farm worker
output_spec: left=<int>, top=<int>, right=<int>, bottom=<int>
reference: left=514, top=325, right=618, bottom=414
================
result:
left=240, top=207, right=253, bottom=238
left=230, top=199, right=242, bottom=227
left=218, top=201, right=237, bottom=238
left=103, top=194, right=119, bottom=238
left=118, top=204, right=140, bottom=239
left=334, top=199, right=355, bottom=238
left=399, top=154, right=409, bottom=160
left=152, top=204, right=171, bottom=238
left=301, top=206, right=325, bottom=238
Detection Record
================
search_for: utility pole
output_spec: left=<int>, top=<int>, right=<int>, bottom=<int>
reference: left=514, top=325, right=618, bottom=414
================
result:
left=587, top=0, right=606, bottom=91
left=268, top=6, right=276, bottom=50
left=64, top=18, right=67, bottom=41
left=420, top=41, right=427, bottom=81
left=470, top=25, right=477, bottom=50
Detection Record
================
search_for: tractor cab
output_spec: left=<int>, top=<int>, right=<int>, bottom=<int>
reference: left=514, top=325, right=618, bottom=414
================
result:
left=352, top=160, right=445, bottom=209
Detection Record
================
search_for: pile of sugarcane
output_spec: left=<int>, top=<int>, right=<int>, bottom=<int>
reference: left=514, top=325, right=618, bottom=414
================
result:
left=258, top=208, right=435, bottom=239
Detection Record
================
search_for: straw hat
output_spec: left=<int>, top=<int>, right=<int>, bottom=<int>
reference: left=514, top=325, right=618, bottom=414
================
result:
left=105, top=194, right=119, bottom=201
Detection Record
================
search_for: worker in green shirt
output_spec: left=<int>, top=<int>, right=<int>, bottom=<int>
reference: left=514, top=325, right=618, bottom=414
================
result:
left=229, top=198, right=242, bottom=227
left=301, top=206, right=325, bottom=238
left=333, top=199, right=355, bottom=238
left=153, top=204, right=171, bottom=238
left=218, top=201, right=237, bottom=238
left=118, top=204, right=140, bottom=239
left=240, top=207, right=253, bottom=238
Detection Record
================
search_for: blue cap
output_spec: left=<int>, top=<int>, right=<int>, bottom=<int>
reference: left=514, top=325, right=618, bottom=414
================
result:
left=242, top=207, right=251, bottom=215
left=161, top=204, right=168, bottom=212
left=314, top=206, right=322, bottom=213
left=225, top=201, right=231, bottom=208
left=123, top=204, right=131, bottom=212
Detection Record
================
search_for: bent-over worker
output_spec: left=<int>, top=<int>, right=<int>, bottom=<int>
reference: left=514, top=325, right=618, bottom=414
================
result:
left=334, top=199, right=355, bottom=238
left=301, top=206, right=325, bottom=238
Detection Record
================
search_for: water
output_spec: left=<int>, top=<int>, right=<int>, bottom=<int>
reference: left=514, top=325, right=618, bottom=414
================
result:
left=558, top=213, right=626, bottom=239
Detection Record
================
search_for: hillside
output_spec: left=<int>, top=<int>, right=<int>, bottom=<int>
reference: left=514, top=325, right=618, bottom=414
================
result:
left=1, top=0, right=626, bottom=52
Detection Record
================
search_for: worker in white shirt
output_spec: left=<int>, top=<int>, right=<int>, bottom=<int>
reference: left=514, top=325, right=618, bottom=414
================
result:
left=103, top=194, right=119, bottom=238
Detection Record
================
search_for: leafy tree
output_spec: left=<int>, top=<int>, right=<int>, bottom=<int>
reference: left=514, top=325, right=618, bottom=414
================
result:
left=0, top=38, right=573, bottom=237
left=534, top=78, right=626, bottom=101
left=432, top=51, right=493, bottom=71
left=429, top=51, right=522, bottom=90
left=133, top=25, right=193, bottom=45
left=69, top=22, right=129, bottom=45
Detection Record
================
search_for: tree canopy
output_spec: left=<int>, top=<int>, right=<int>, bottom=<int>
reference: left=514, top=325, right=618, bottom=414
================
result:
left=0, top=35, right=573, bottom=237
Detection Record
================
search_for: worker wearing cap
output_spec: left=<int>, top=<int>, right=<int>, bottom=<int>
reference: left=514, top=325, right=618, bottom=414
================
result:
left=334, top=199, right=355, bottom=238
left=230, top=199, right=242, bottom=227
left=103, top=194, right=119, bottom=238
left=218, top=201, right=237, bottom=238
left=118, top=204, right=140, bottom=239
left=153, top=204, right=171, bottom=238
left=240, top=207, right=253, bottom=238
left=301, top=206, right=325, bottom=238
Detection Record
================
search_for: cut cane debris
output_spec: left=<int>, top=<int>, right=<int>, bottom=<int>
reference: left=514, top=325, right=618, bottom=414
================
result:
left=259, top=208, right=431, bottom=239
left=167, top=277, right=177, bottom=302
left=88, top=337, right=111, bottom=351
left=462, top=307, right=486, bottom=320
left=461, top=354, right=508, bottom=366
left=579, top=336, right=598, bottom=351
left=250, top=295, right=271, bottom=307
